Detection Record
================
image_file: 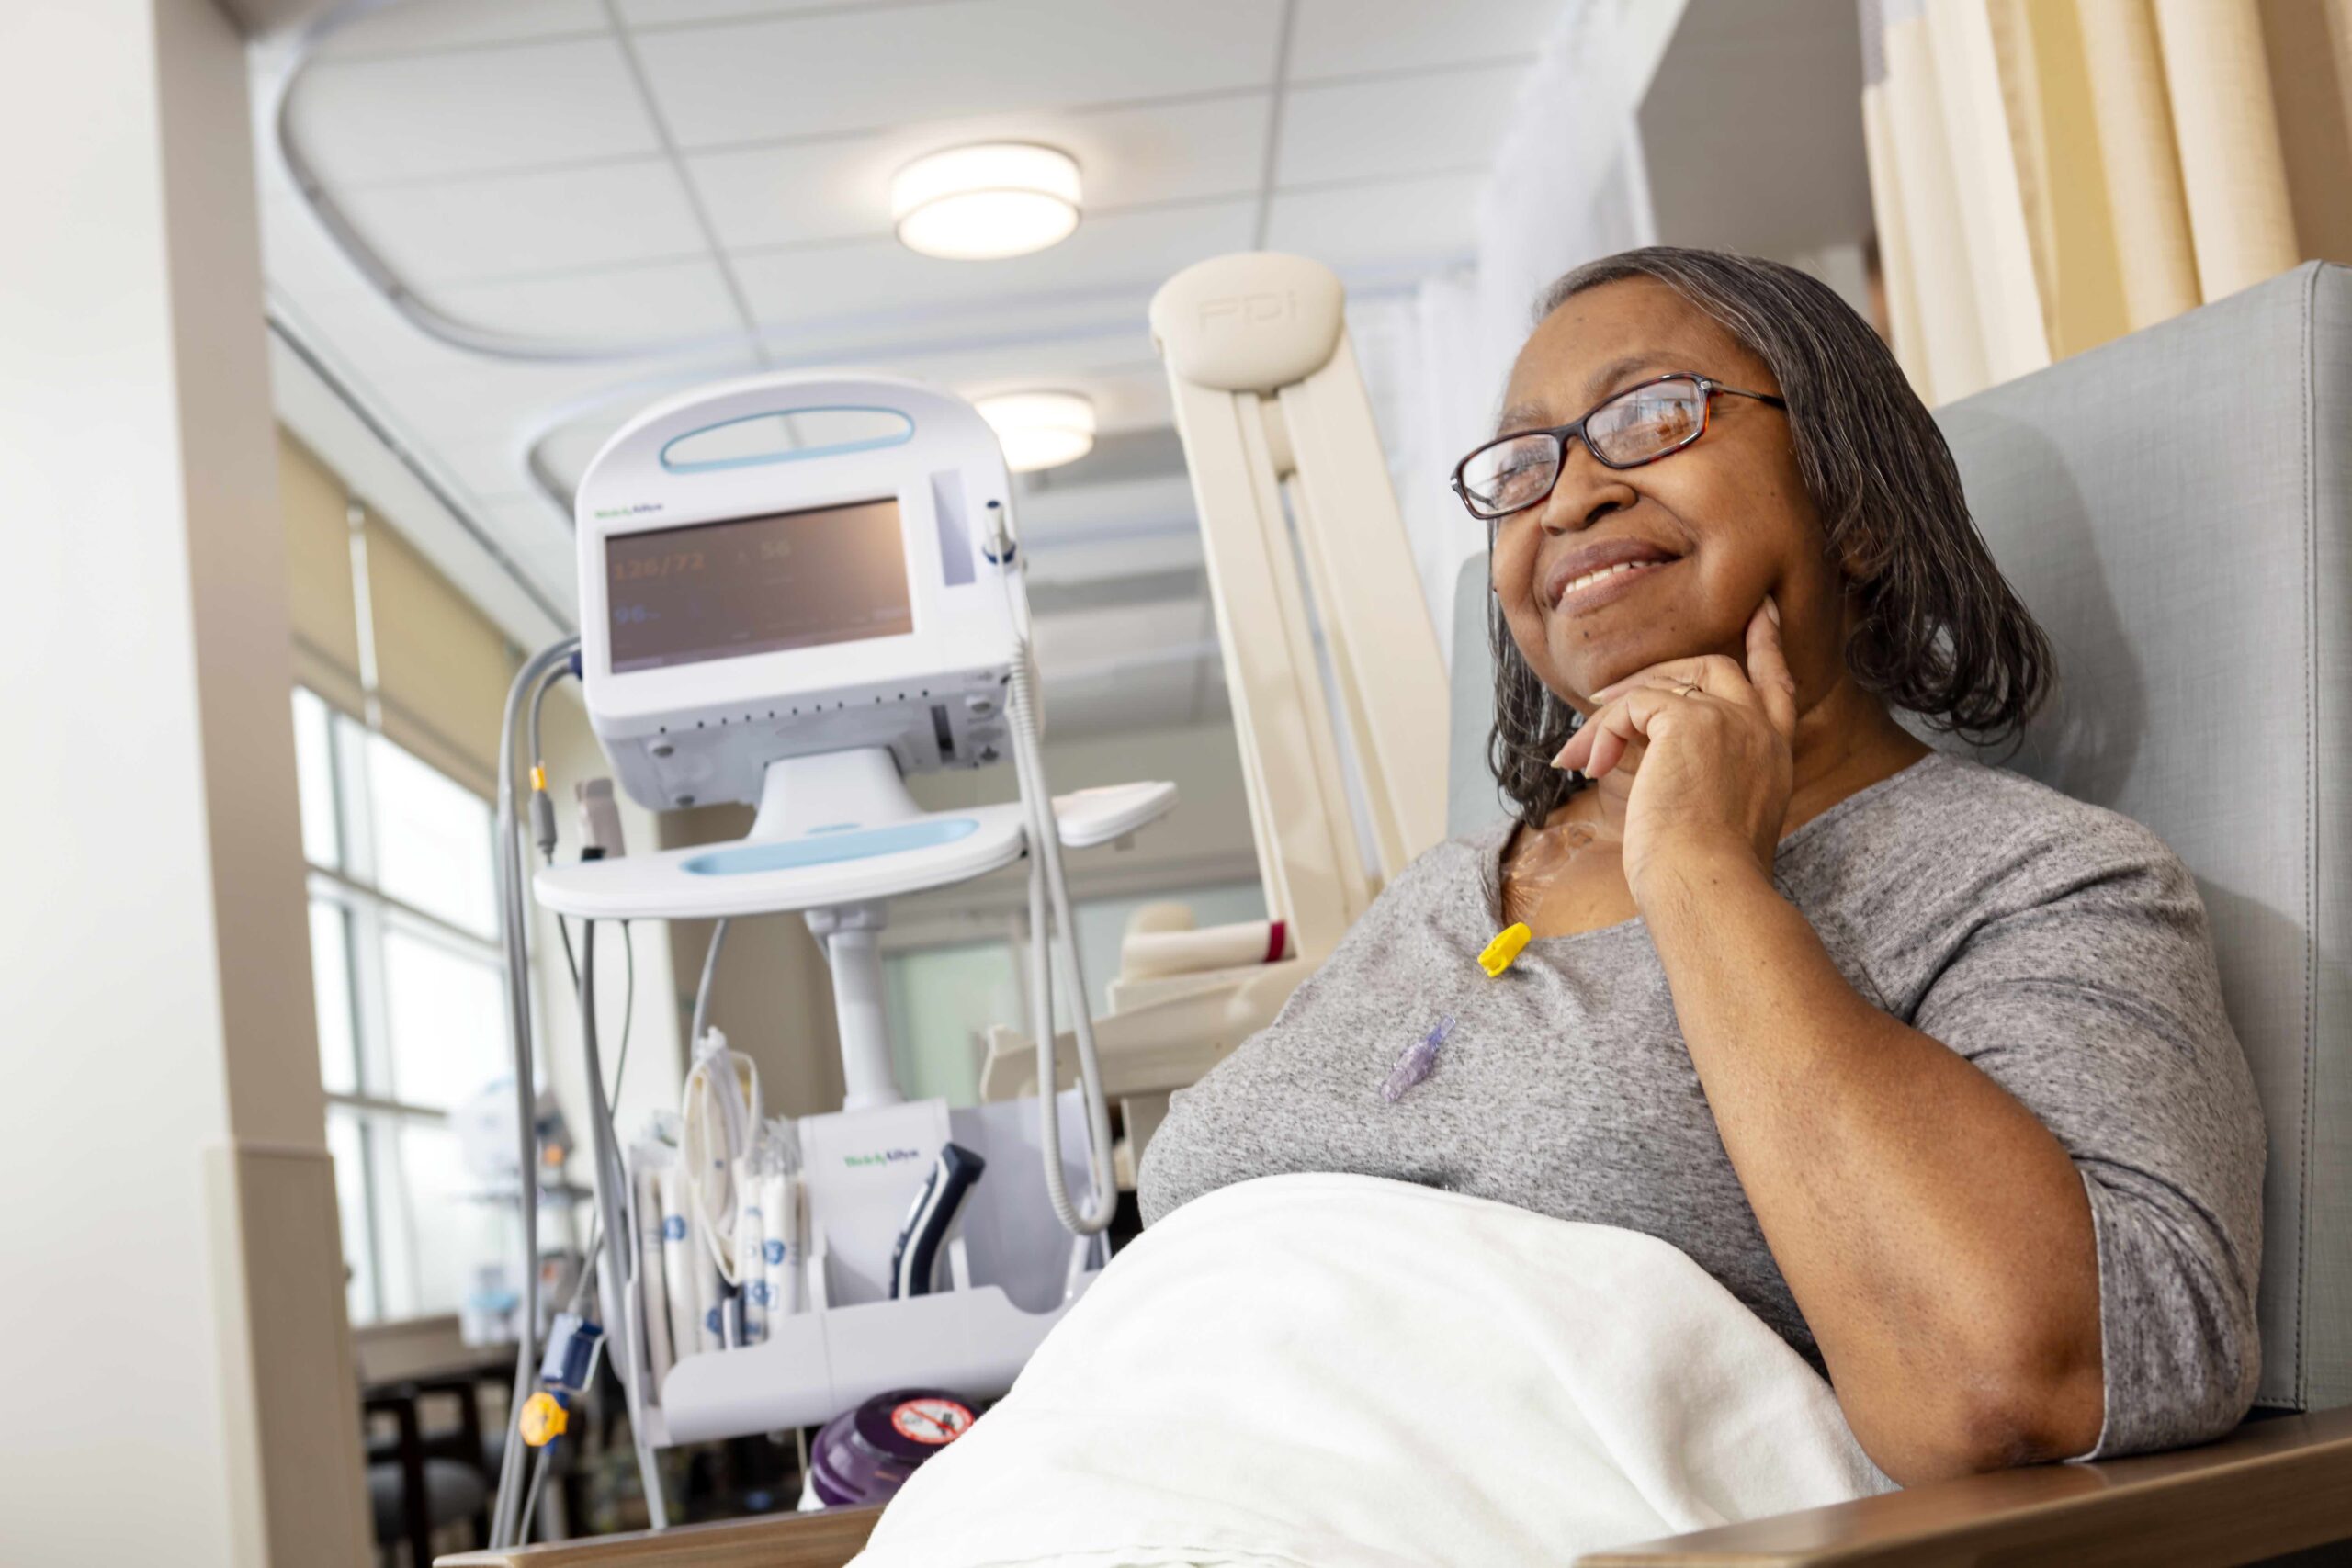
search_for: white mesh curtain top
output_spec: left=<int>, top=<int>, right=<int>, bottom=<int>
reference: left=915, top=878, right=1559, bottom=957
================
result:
left=1354, top=0, right=1670, bottom=663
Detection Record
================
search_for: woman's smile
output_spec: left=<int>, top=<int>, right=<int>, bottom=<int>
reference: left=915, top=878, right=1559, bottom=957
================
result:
left=1540, top=534, right=1685, bottom=615
left=1550, top=555, right=1677, bottom=615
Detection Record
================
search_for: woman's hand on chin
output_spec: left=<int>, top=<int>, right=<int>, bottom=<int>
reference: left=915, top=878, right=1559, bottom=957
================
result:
left=1550, top=596, right=1799, bottom=902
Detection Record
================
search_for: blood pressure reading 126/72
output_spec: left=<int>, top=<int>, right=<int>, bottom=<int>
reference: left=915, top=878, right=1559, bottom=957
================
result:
left=605, top=496, right=916, bottom=673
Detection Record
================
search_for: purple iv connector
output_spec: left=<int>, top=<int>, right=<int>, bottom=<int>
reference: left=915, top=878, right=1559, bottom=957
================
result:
left=1382, top=1014, right=1455, bottom=1102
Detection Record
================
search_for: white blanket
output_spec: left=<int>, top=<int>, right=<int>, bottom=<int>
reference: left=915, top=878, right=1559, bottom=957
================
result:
left=850, top=1173, right=1894, bottom=1568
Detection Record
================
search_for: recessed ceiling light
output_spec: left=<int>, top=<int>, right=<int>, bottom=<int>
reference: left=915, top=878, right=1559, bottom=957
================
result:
left=975, top=390, right=1096, bottom=472
left=892, top=142, right=1081, bottom=261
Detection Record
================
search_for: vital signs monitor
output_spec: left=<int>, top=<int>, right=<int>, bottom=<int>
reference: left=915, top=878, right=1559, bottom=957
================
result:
left=492, top=372, right=1175, bottom=1544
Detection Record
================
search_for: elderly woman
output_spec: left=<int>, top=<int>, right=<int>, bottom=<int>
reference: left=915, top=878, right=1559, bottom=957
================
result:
left=1137, top=247, right=2265, bottom=1486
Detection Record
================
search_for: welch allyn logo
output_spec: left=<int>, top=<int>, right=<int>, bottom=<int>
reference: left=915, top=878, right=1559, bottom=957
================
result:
left=844, top=1147, right=924, bottom=1168
left=594, top=502, right=664, bottom=518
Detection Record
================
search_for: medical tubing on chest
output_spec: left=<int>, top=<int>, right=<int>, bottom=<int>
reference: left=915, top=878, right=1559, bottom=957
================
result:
left=488, top=637, right=576, bottom=1548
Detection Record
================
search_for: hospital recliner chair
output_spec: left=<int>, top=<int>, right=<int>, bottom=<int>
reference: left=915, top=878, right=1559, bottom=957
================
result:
left=443, top=261, right=2352, bottom=1568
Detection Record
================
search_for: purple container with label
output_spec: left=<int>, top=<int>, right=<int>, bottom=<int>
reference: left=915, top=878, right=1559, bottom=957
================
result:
left=808, top=1388, right=978, bottom=1507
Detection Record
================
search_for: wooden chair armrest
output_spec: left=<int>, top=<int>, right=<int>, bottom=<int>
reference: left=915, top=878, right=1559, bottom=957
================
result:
left=434, top=1409, right=2352, bottom=1568
left=435, top=1505, right=884, bottom=1568
left=1577, top=1405, right=2352, bottom=1566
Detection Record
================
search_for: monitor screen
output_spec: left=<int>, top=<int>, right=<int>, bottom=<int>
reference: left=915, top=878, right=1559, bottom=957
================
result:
left=605, top=496, right=915, bottom=673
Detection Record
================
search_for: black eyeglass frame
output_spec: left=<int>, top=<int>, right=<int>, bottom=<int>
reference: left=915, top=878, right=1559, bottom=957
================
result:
left=1449, top=372, right=1789, bottom=524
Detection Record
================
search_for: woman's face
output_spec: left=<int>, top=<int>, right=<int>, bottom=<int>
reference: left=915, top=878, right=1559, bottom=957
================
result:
left=1489, top=276, right=1841, bottom=709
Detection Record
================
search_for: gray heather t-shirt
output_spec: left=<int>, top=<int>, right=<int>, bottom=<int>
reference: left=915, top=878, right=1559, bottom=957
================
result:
left=1137, top=750, right=2266, bottom=1461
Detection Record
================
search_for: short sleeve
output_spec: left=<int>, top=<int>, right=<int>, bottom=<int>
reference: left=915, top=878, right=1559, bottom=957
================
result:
left=1908, top=822, right=2267, bottom=1461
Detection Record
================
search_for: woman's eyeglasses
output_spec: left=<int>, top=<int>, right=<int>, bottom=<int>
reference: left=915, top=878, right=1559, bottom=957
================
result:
left=1450, top=373, right=1787, bottom=524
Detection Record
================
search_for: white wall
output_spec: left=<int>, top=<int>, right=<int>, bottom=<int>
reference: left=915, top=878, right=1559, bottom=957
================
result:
left=0, top=1, right=369, bottom=1560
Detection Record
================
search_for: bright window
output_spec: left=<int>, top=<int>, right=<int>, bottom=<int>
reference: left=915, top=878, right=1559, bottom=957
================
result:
left=294, top=686, right=513, bottom=1325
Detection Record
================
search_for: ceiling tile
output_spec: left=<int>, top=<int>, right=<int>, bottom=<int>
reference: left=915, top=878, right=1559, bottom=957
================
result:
left=373, top=351, right=745, bottom=461
left=686, top=94, right=1268, bottom=253
left=616, top=0, right=913, bottom=24
left=269, top=0, right=1539, bottom=663
left=312, top=0, right=608, bottom=59
left=335, top=160, right=708, bottom=286
left=1275, top=63, right=1525, bottom=186
left=732, top=198, right=1255, bottom=334
left=994, top=365, right=1168, bottom=436
left=875, top=337, right=1167, bottom=433
left=1261, top=171, right=1484, bottom=271
left=773, top=302, right=1160, bottom=379
left=950, top=366, right=1170, bottom=437
left=684, top=138, right=894, bottom=254
left=531, top=410, right=639, bottom=505
left=261, top=195, right=375, bottom=299
left=479, top=497, right=586, bottom=617
left=432, top=439, right=541, bottom=507
left=424, top=258, right=750, bottom=349
left=899, top=333, right=1161, bottom=386
left=1287, top=0, right=1555, bottom=82
left=631, top=0, right=1284, bottom=148
left=286, top=37, right=662, bottom=186
left=279, top=284, right=521, bottom=381
left=288, top=277, right=733, bottom=392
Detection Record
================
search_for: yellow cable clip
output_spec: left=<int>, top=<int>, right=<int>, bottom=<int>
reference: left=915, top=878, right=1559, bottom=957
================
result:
left=1477, top=922, right=1532, bottom=978
left=519, top=1391, right=569, bottom=1449
left=528, top=764, right=548, bottom=794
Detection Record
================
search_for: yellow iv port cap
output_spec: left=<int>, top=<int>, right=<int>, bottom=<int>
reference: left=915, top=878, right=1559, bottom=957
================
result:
left=1477, top=923, right=1532, bottom=977
left=519, top=1392, right=569, bottom=1448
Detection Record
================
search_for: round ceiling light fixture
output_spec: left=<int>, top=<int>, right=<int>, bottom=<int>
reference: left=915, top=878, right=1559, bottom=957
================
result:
left=975, top=390, right=1096, bottom=472
left=892, top=142, right=1082, bottom=260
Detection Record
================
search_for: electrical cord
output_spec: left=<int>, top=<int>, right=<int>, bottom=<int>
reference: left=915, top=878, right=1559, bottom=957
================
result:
left=680, top=1035, right=761, bottom=1282
left=517, top=1444, right=552, bottom=1543
left=613, top=920, right=636, bottom=1096
left=679, top=916, right=757, bottom=1280
left=519, top=657, right=636, bottom=1311
left=577, top=919, right=668, bottom=1529
left=489, top=637, right=578, bottom=1549
left=533, top=661, right=582, bottom=997
left=988, top=512, right=1117, bottom=1235
left=561, top=917, right=639, bottom=1319
left=494, top=653, right=673, bottom=1541
left=688, top=917, right=729, bottom=1053
left=1006, top=645, right=1117, bottom=1235
left=548, top=919, right=630, bottom=1089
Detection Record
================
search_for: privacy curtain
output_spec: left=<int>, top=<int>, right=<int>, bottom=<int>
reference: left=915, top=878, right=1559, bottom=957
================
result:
left=1356, top=0, right=1668, bottom=661
left=1861, top=0, right=2352, bottom=405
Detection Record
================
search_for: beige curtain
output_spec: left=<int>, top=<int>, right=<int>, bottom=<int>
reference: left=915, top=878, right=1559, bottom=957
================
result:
left=278, top=430, right=518, bottom=794
left=363, top=518, right=517, bottom=792
left=280, top=434, right=368, bottom=720
left=1861, top=0, right=2349, bottom=405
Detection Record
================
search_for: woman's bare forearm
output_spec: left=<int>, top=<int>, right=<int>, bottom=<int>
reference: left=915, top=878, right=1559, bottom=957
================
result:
left=1637, top=841, right=2105, bottom=1483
